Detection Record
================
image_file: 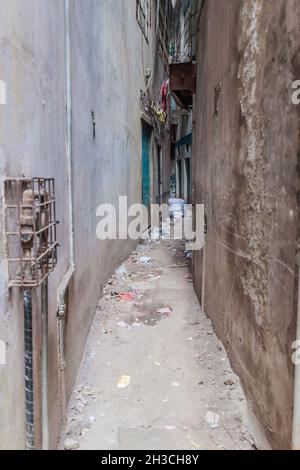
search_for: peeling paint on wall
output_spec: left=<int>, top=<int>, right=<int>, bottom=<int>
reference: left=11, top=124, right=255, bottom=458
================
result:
left=193, top=0, right=300, bottom=449
left=238, top=0, right=268, bottom=327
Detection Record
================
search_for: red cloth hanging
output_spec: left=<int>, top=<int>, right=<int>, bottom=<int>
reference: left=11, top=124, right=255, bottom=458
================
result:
left=160, top=80, right=169, bottom=112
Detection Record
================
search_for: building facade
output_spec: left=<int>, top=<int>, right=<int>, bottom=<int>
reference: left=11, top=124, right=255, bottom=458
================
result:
left=193, top=0, right=300, bottom=450
left=169, top=0, right=199, bottom=203
left=0, top=0, right=171, bottom=449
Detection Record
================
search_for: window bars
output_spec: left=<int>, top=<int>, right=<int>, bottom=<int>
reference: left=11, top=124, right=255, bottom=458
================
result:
left=136, top=0, right=151, bottom=42
left=4, top=178, right=58, bottom=288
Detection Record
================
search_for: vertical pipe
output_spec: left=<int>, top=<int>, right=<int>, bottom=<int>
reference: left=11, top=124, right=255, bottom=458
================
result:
left=201, top=214, right=207, bottom=312
left=57, top=303, right=67, bottom=422
left=201, top=242, right=206, bottom=311
left=24, top=288, right=34, bottom=450
left=158, top=147, right=163, bottom=236
left=41, top=279, right=49, bottom=450
left=292, top=265, right=300, bottom=449
left=65, top=0, right=74, bottom=262
left=56, top=0, right=75, bottom=428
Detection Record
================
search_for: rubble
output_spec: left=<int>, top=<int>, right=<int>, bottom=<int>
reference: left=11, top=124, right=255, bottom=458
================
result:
left=205, top=411, right=220, bottom=429
left=60, top=226, right=257, bottom=451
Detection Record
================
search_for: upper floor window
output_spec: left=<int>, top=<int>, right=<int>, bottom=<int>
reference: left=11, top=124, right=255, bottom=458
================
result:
left=136, top=0, right=151, bottom=42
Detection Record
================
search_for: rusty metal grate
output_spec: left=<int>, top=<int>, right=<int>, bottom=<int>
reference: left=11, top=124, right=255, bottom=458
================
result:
left=4, top=178, right=58, bottom=288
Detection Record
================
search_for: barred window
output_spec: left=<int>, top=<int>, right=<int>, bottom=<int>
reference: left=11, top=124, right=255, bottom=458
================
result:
left=136, top=0, right=151, bottom=42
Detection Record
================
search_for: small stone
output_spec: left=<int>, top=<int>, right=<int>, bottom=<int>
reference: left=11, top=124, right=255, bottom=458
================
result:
left=171, top=381, right=180, bottom=388
left=64, top=437, right=80, bottom=450
left=82, top=389, right=94, bottom=396
left=75, top=403, right=85, bottom=413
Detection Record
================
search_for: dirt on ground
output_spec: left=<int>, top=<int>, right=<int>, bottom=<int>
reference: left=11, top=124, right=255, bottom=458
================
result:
left=60, top=227, right=257, bottom=450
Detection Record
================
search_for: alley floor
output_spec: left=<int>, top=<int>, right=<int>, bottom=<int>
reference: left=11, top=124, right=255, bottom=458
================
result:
left=61, top=229, right=257, bottom=450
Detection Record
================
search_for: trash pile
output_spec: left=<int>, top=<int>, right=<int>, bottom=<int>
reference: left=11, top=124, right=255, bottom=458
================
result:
left=168, top=197, right=186, bottom=220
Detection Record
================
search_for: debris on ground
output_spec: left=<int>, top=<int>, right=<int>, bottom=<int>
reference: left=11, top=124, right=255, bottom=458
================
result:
left=205, top=411, right=220, bottom=429
left=115, top=265, right=128, bottom=281
left=119, top=292, right=135, bottom=302
left=64, top=437, right=80, bottom=450
left=117, top=375, right=131, bottom=389
left=157, top=307, right=173, bottom=315
left=138, top=256, right=152, bottom=264
left=171, top=381, right=180, bottom=388
left=168, top=198, right=186, bottom=219
left=61, top=216, right=257, bottom=451
left=185, top=273, right=193, bottom=280
left=224, top=379, right=236, bottom=387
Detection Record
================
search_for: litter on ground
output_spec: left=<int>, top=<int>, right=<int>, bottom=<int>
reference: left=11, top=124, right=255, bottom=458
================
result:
left=117, top=375, right=131, bottom=389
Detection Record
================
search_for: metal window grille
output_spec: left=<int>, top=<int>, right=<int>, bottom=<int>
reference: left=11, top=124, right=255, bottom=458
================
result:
left=4, top=178, right=58, bottom=288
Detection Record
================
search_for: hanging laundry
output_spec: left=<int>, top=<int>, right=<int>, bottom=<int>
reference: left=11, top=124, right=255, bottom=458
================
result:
left=160, top=79, right=169, bottom=112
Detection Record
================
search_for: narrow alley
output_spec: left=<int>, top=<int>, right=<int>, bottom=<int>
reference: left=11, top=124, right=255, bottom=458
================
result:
left=1, top=0, right=300, bottom=455
left=61, top=226, right=256, bottom=451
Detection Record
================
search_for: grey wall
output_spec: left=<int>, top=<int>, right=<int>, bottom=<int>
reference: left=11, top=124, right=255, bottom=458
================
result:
left=0, top=0, right=164, bottom=449
left=193, top=0, right=300, bottom=449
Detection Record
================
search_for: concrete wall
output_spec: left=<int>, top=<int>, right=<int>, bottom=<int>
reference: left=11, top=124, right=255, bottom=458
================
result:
left=0, top=0, right=68, bottom=449
left=64, top=0, right=152, bottom=419
left=0, top=0, right=165, bottom=449
left=193, top=0, right=300, bottom=449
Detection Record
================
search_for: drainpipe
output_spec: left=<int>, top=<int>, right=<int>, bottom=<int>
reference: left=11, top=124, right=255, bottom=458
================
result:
left=24, top=288, right=34, bottom=450
left=41, top=278, right=49, bottom=450
left=20, top=187, right=35, bottom=450
left=201, top=215, right=207, bottom=312
left=56, top=0, right=75, bottom=426
left=292, top=264, right=300, bottom=450
left=39, top=187, right=50, bottom=451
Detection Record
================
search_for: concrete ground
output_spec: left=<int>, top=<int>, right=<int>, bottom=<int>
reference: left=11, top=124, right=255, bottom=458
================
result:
left=61, top=230, right=257, bottom=450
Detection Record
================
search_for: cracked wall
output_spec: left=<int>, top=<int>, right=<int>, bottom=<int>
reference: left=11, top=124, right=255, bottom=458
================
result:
left=193, top=0, right=300, bottom=449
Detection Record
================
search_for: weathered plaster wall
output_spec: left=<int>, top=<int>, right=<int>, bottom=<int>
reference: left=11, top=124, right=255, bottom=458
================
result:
left=0, top=0, right=68, bottom=449
left=0, top=0, right=159, bottom=449
left=193, top=0, right=300, bottom=449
